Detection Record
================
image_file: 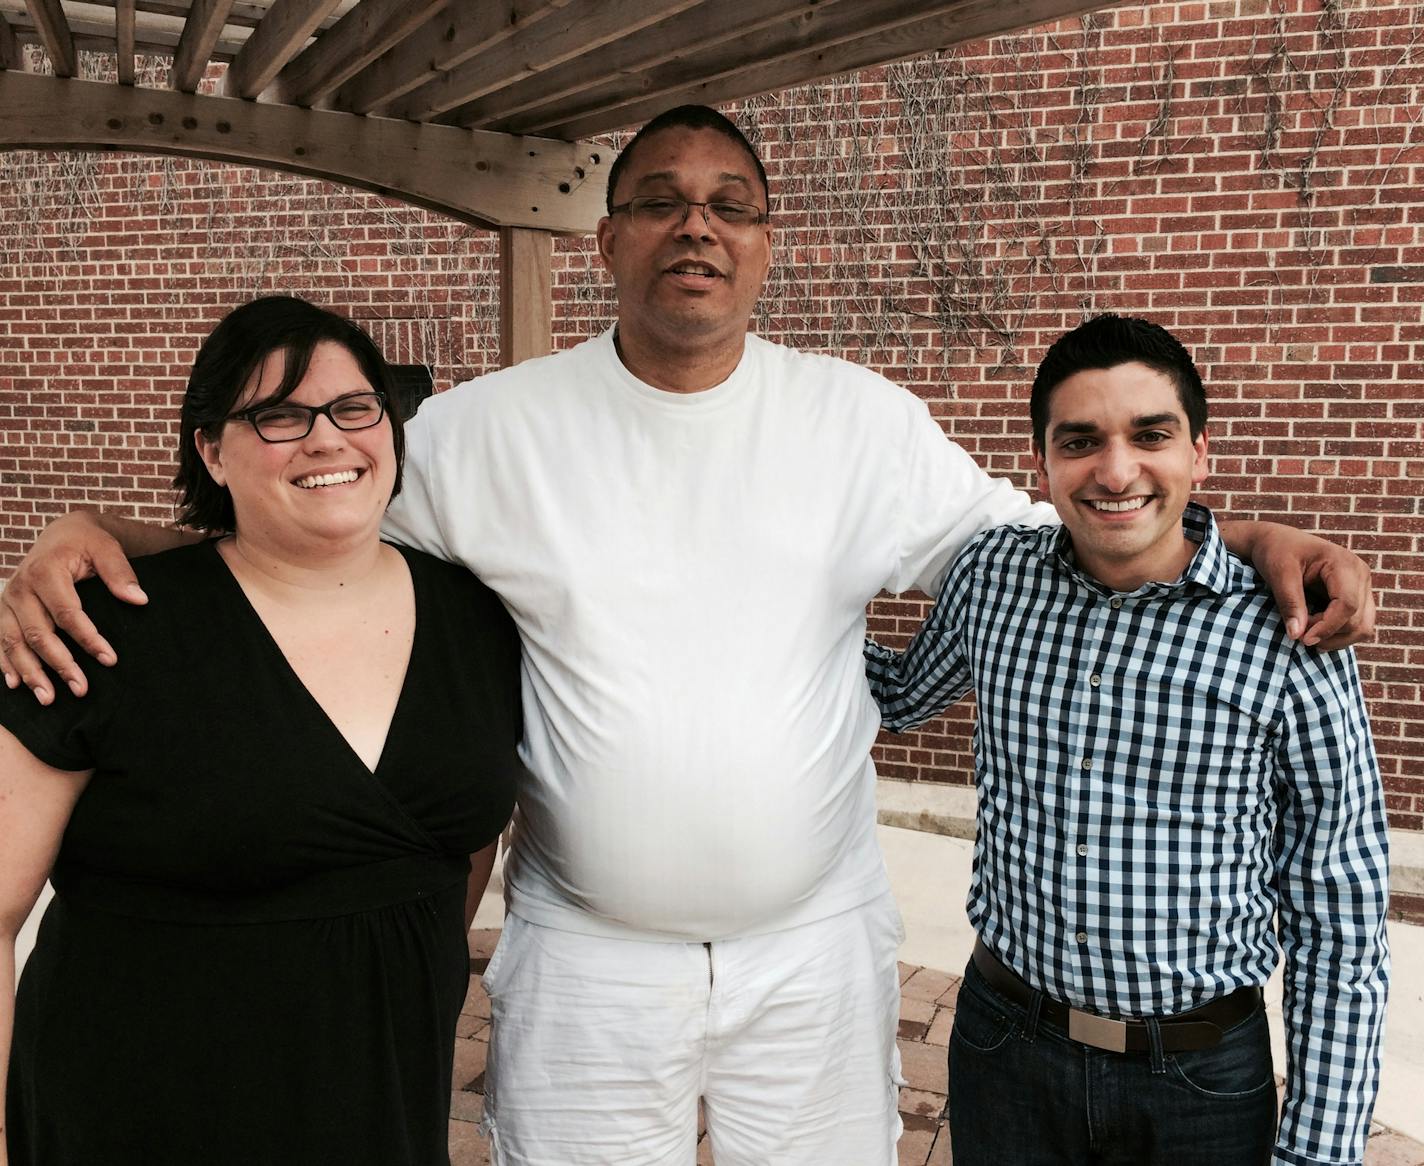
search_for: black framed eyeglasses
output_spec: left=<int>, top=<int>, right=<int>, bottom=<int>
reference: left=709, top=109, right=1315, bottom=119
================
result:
left=609, top=196, right=768, bottom=230
left=228, top=390, right=388, bottom=443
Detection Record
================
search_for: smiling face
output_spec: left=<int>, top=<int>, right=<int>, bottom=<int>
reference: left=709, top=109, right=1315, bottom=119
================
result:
left=195, top=340, right=397, bottom=554
left=1034, top=361, right=1209, bottom=591
left=596, top=126, right=772, bottom=367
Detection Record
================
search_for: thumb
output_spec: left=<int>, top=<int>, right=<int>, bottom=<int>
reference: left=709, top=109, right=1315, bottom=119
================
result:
left=88, top=541, right=148, bottom=604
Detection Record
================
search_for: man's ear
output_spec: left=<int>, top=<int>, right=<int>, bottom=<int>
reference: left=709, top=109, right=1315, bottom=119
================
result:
left=595, top=216, right=616, bottom=276
left=1191, top=426, right=1209, bottom=488
left=194, top=428, right=225, bottom=487
left=1033, top=443, right=1050, bottom=499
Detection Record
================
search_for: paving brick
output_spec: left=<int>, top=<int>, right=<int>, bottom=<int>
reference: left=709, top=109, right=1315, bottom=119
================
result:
left=1365, top=1132, right=1424, bottom=1166
left=448, top=1118, right=491, bottom=1166
left=898, top=1037, right=949, bottom=1095
left=897, top=1122, right=938, bottom=1166
left=449, top=1089, right=484, bottom=1123
left=902, top=967, right=957, bottom=1003
left=925, top=1005, right=955, bottom=1046
left=468, top=928, right=499, bottom=962
left=452, top=1036, right=488, bottom=1093
left=899, top=1087, right=947, bottom=1122
left=455, top=1012, right=489, bottom=1039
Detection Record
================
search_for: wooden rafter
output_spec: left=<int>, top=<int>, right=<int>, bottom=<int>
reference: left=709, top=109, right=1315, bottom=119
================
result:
left=114, top=0, right=134, bottom=83
left=329, top=0, right=572, bottom=117
left=0, top=12, right=22, bottom=71
left=384, top=0, right=701, bottom=123
left=22, top=0, right=77, bottom=77
left=0, top=70, right=608, bottom=233
left=446, top=0, right=831, bottom=130
left=222, top=0, right=342, bottom=100
left=170, top=0, right=235, bottom=92
left=270, top=0, right=446, bottom=107
left=528, top=0, right=1116, bottom=137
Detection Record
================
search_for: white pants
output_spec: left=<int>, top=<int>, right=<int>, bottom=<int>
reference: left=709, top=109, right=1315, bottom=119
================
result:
left=480, top=892, right=906, bottom=1165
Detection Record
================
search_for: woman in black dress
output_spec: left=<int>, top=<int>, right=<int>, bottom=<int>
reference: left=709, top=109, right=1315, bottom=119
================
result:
left=0, top=297, right=522, bottom=1165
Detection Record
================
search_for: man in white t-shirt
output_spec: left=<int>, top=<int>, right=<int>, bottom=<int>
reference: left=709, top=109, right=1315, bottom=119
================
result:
left=0, top=105, right=1374, bottom=1165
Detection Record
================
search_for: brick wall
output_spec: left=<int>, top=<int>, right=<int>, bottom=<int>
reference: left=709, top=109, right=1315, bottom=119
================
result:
left=2, top=0, right=1422, bottom=830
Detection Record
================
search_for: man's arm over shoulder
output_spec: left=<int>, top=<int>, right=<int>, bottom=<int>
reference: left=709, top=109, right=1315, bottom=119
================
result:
left=865, top=531, right=995, bottom=732
left=1271, top=645, right=1390, bottom=1166
left=0, top=510, right=198, bottom=703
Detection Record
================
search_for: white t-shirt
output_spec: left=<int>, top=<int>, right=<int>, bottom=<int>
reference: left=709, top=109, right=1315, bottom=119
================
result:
left=383, top=329, right=1044, bottom=941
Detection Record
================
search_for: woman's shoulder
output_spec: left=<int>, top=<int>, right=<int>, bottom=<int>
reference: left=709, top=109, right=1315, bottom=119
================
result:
left=392, top=544, right=506, bottom=613
left=72, top=539, right=220, bottom=636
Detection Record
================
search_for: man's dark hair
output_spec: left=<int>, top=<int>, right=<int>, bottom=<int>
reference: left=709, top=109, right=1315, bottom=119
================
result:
left=605, top=104, right=769, bottom=214
left=1030, top=314, right=1207, bottom=448
left=174, top=295, right=405, bottom=532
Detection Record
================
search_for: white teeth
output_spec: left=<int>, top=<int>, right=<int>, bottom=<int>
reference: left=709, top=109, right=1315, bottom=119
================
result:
left=1088, top=497, right=1148, bottom=512
left=295, top=470, right=359, bottom=489
left=671, top=264, right=716, bottom=276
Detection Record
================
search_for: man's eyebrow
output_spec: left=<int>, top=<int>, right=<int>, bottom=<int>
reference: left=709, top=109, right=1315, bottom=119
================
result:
left=1050, top=412, right=1183, bottom=439
left=633, top=170, right=754, bottom=190
left=1050, top=420, right=1099, bottom=438
left=1132, top=412, right=1182, bottom=428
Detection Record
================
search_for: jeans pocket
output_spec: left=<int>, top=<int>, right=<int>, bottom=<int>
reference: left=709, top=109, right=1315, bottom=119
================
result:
left=950, top=982, right=1017, bottom=1054
left=1166, top=1008, right=1275, bottom=1099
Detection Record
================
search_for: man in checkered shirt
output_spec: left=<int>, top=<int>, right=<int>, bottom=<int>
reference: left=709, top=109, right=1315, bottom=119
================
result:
left=865, top=315, right=1390, bottom=1166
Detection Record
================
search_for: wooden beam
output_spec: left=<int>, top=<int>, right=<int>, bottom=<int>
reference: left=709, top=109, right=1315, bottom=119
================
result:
left=531, top=0, right=1126, bottom=138
left=447, top=0, right=830, bottom=130
left=499, top=227, right=553, bottom=368
left=222, top=0, right=341, bottom=100
left=270, top=0, right=447, bottom=107
left=0, top=72, right=610, bottom=234
left=115, top=0, right=135, bottom=84
left=171, top=0, right=236, bottom=92
left=22, top=0, right=77, bottom=77
left=0, top=13, right=22, bottom=72
left=385, top=0, right=699, bottom=123
left=330, top=0, right=571, bottom=117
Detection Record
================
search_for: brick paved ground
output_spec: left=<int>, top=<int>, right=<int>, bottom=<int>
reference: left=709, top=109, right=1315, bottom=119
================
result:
left=451, top=929, right=1423, bottom=1166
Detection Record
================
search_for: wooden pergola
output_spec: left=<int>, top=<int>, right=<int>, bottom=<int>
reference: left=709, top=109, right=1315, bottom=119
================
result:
left=0, top=0, right=1121, bottom=366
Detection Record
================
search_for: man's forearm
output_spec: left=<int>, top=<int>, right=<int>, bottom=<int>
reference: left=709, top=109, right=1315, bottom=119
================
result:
left=90, top=510, right=204, bottom=558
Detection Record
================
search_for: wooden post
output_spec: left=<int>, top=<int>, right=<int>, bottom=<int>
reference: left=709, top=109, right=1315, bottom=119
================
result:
left=499, top=226, right=553, bottom=369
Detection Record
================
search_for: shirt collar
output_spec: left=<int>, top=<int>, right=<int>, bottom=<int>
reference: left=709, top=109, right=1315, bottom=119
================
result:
left=1041, top=501, right=1235, bottom=597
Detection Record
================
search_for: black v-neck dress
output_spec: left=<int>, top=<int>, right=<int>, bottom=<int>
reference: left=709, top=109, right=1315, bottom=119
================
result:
left=0, top=540, right=523, bottom=1166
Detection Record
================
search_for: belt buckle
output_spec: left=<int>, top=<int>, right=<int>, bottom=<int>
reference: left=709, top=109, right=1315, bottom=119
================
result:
left=1068, top=1009, right=1128, bottom=1053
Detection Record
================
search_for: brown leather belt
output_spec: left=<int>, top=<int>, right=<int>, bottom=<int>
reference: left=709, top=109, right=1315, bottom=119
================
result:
left=971, top=940, right=1261, bottom=1054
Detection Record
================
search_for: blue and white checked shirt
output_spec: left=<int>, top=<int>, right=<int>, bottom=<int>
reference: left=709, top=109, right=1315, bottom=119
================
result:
left=865, top=504, right=1389, bottom=1166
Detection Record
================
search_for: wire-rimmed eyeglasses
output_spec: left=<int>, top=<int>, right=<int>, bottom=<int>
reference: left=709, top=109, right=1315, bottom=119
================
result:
left=227, top=390, right=388, bottom=443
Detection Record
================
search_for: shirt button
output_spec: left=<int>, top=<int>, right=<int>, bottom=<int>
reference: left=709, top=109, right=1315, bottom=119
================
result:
left=1109, top=597, right=1123, bottom=609
left=1076, top=843, right=1090, bottom=857
left=1081, top=758, right=1092, bottom=770
left=1089, top=674, right=1102, bottom=687
left=1076, top=932, right=1089, bottom=944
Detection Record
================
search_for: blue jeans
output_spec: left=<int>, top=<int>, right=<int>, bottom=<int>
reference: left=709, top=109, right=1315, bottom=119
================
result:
left=948, top=959, right=1277, bottom=1166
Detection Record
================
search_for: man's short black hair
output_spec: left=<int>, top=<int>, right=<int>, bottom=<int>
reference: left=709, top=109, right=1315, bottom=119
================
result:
left=173, top=295, right=405, bottom=532
left=1030, top=314, right=1207, bottom=448
left=605, top=104, right=769, bottom=214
